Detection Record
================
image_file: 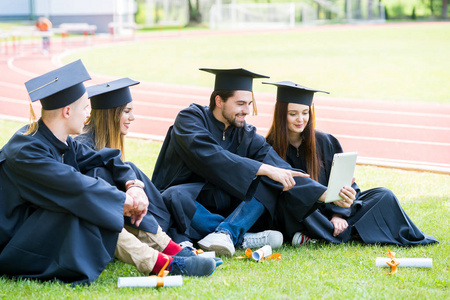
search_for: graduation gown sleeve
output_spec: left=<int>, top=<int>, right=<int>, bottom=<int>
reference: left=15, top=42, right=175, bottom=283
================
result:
left=0, top=123, right=134, bottom=284
left=169, top=104, right=263, bottom=200
left=5, top=131, right=127, bottom=232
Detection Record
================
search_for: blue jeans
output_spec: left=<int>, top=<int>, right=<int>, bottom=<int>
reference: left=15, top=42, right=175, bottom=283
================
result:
left=191, top=197, right=265, bottom=246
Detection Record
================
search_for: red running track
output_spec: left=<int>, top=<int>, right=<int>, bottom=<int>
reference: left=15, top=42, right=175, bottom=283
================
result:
left=0, top=26, right=449, bottom=174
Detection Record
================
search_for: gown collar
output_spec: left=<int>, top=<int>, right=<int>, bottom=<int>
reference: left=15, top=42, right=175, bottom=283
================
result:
left=38, top=119, right=70, bottom=152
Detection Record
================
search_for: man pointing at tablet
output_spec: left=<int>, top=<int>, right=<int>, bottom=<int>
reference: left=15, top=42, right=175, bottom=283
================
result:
left=152, top=68, right=354, bottom=256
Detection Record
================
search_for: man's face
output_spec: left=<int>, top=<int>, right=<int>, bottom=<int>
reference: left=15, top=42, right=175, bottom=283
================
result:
left=219, top=90, right=253, bottom=128
left=68, top=92, right=90, bottom=135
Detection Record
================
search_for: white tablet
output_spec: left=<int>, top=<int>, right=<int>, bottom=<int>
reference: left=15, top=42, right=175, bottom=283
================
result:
left=324, top=152, right=358, bottom=203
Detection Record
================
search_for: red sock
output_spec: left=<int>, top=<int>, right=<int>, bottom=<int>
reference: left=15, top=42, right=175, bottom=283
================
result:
left=151, top=253, right=172, bottom=274
left=162, top=240, right=183, bottom=256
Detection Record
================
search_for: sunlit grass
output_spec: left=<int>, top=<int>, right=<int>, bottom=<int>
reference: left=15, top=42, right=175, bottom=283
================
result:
left=63, top=22, right=450, bottom=103
left=1, top=119, right=449, bottom=299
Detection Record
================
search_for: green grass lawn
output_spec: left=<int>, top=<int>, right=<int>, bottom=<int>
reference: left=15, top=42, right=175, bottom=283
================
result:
left=62, top=22, right=450, bottom=104
left=1, top=119, right=449, bottom=299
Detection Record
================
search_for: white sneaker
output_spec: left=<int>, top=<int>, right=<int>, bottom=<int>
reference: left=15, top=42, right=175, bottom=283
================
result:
left=292, top=232, right=312, bottom=246
left=197, top=232, right=235, bottom=257
left=241, top=230, right=283, bottom=249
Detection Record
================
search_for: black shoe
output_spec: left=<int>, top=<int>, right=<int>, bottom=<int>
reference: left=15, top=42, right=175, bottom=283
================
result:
left=168, top=256, right=216, bottom=277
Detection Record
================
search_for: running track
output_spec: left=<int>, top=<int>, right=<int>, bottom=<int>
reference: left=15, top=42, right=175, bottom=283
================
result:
left=0, top=24, right=449, bottom=174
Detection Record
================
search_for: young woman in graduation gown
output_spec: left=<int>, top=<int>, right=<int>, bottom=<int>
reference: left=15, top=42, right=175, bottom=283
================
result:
left=75, top=78, right=201, bottom=243
left=265, top=81, right=438, bottom=246
left=74, top=78, right=219, bottom=275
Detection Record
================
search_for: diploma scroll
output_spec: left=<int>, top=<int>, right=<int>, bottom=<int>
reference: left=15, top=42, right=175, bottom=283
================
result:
left=376, top=258, right=432, bottom=268
left=118, top=275, right=183, bottom=287
left=252, top=245, right=272, bottom=261
left=198, top=251, right=215, bottom=258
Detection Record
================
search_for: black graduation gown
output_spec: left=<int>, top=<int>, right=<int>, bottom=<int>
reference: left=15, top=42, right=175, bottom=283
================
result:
left=152, top=104, right=326, bottom=240
left=283, top=130, right=438, bottom=246
left=0, top=120, right=135, bottom=285
left=75, top=132, right=175, bottom=238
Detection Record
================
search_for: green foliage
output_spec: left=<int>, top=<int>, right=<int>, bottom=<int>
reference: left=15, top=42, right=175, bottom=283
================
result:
left=1, top=119, right=449, bottom=299
left=135, top=0, right=146, bottom=25
left=382, top=0, right=450, bottom=19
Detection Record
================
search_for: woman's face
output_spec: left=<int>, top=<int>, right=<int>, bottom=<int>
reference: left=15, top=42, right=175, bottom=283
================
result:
left=120, top=102, right=135, bottom=135
left=287, top=103, right=310, bottom=134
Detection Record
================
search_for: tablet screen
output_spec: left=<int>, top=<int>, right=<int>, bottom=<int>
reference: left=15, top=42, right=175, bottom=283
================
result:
left=324, top=152, right=358, bottom=203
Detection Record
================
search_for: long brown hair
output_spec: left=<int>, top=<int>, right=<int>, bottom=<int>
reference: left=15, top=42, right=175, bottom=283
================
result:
left=266, top=101, right=321, bottom=182
left=83, top=104, right=127, bottom=161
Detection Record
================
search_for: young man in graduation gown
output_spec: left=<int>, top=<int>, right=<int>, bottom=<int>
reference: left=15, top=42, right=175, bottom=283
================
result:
left=152, top=68, right=354, bottom=256
left=0, top=60, right=216, bottom=285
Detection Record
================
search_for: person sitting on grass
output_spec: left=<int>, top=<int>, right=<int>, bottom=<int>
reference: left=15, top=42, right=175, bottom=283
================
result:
left=152, top=68, right=354, bottom=257
left=75, top=77, right=222, bottom=269
left=264, top=80, right=438, bottom=246
left=0, top=61, right=216, bottom=286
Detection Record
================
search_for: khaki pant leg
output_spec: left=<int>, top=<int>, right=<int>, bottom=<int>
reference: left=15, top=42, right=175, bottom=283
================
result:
left=124, top=225, right=172, bottom=252
left=114, top=228, right=160, bottom=274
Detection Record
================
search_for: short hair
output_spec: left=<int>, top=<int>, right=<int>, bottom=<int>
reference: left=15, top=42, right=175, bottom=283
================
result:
left=209, top=90, right=235, bottom=110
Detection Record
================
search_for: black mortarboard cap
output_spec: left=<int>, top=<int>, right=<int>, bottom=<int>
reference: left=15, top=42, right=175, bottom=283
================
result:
left=87, top=78, right=139, bottom=109
left=25, top=59, right=91, bottom=110
left=262, top=81, right=329, bottom=106
left=200, top=68, right=269, bottom=92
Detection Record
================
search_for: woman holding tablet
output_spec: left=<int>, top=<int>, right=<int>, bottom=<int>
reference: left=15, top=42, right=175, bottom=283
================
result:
left=265, top=81, right=437, bottom=246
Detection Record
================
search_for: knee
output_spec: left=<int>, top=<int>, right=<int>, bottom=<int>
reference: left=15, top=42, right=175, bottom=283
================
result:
left=373, top=187, right=397, bottom=204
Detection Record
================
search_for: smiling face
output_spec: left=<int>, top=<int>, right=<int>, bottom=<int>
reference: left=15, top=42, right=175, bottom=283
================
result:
left=287, top=102, right=310, bottom=135
left=119, top=102, right=135, bottom=135
left=216, top=90, right=253, bottom=129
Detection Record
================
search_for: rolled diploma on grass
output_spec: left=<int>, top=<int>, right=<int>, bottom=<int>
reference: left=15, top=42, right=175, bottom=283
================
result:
left=376, top=258, right=432, bottom=268
left=252, top=245, right=272, bottom=261
left=198, top=251, right=216, bottom=258
left=118, top=275, right=183, bottom=287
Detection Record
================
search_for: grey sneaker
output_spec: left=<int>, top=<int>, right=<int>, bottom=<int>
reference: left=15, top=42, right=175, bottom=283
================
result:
left=241, top=230, right=283, bottom=249
left=197, top=232, right=235, bottom=257
left=291, top=232, right=312, bottom=246
left=168, top=255, right=216, bottom=277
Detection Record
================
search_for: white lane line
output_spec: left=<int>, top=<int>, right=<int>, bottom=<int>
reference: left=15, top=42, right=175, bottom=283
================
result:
left=2, top=96, right=450, bottom=133
left=133, top=89, right=202, bottom=100
left=135, top=115, right=174, bottom=122
left=316, top=105, right=450, bottom=119
left=0, top=114, right=28, bottom=123
left=3, top=61, right=449, bottom=120
left=0, top=81, right=23, bottom=90
left=358, top=156, right=450, bottom=168
left=132, top=117, right=450, bottom=146
left=317, top=117, right=450, bottom=131
left=7, top=56, right=40, bottom=77
left=358, top=156, right=450, bottom=174
left=334, top=134, right=450, bottom=146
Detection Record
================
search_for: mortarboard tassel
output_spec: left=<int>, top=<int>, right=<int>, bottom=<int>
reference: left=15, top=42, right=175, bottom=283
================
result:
left=252, top=92, right=257, bottom=116
left=311, top=103, right=316, bottom=129
left=24, top=103, right=38, bottom=135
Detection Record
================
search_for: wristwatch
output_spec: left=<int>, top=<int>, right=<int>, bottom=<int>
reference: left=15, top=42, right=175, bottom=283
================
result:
left=125, top=179, right=145, bottom=190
